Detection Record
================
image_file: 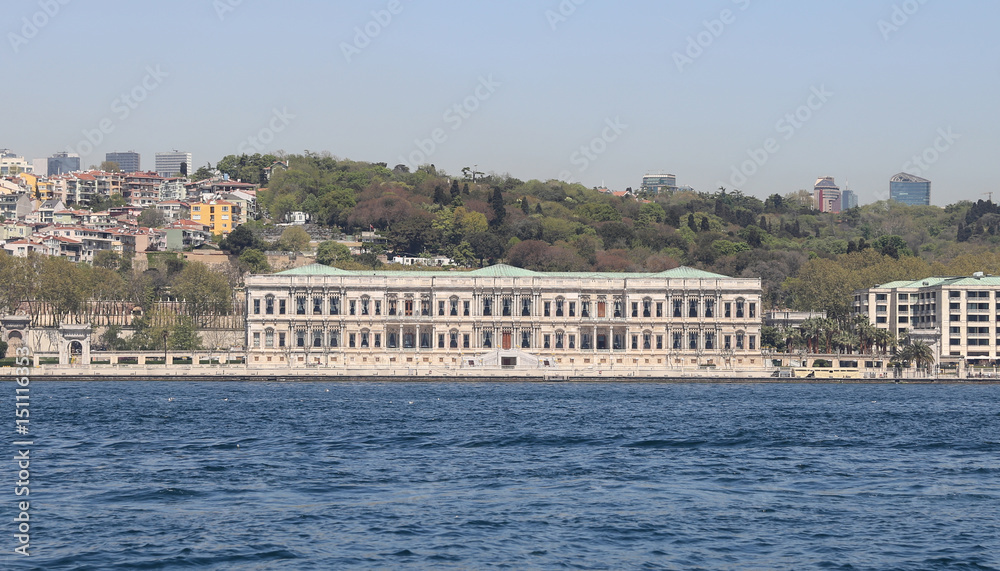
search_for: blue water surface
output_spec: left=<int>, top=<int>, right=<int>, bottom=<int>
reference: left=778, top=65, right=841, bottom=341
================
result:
left=3, top=381, right=999, bottom=570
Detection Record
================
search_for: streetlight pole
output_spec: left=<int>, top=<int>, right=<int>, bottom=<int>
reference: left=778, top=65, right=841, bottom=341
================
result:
left=163, top=331, right=168, bottom=365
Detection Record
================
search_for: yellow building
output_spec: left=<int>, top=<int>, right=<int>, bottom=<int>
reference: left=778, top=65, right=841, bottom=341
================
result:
left=17, top=173, right=53, bottom=200
left=190, top=200, right=238, bottom=235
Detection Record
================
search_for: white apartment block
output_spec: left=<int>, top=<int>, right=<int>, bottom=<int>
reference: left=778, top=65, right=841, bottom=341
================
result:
left=854, top=274, right=1000, bottom=365
left=245, top=264, right=764, bottom=373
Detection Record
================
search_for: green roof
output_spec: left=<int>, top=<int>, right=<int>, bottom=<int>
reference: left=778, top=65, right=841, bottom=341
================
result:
left=273, top=263, right=734, bottom=280
left=276, top=263, right=352, bottom=276
left=875, top=275, right=1000, bottom=288
left=467, top=264, right=540, bottom=277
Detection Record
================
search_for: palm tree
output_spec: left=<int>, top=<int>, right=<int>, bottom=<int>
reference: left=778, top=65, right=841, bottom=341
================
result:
left=907, top=340, right=935, bottom=372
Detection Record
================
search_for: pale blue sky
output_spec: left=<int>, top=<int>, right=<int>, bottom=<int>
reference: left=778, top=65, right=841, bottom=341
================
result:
left=4, top=0, right=998, bottom=205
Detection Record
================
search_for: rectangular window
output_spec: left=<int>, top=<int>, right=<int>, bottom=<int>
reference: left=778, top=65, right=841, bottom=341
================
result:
left=253, top=332, right=261, bottom=348
left=556, top=300, right=564, bottom=317
left=705, top=332, right=715, bottom=350
left=597, top=301, right=606, bottom=318
left=630, top=335, right=638, bottom=350
left=569, top=334, right=576, bottom=349
left=673, top=300, right=682, bottom=318
left=349, top=300, right=356, bottom=316
left=736, top=333, right=745, bottom=349
left=421, top=300, right=429, bottom=316
left=483, top=298, right=492, bottom=316
left=544, top=301, right=551, bottom=317
left=265, top=330, right=275, bottom=348
left=387, top=332, right=397, bottom=348
left=296, top=330, right=305, bottom=348
left=313, top=330, right=323, bottom=348
left=313, top=297, right=323, bottom=315
left=330, top=297, right=340, bottom=315
left=749, top=303, right=756, bottom=319
left=555, top=333, right=564, bottom=349
left=420, top=332, right=430, bottom=349
left=483, top=331, right=493, bottom=348
left=688, top=332, right=698, bottom=350
left=349, top=333, right=356, bottom=348
left=296, top=296, right=306, bottom=315
left=725, top=303, right=731, bottom=318
left=438, top=334, right=445, bottom=348
left=673, top=332, right=682, bottom=350
left=581, top=301, right=590, bottom=318
left=463, top=334, right=470, bottom=349
left=643, top=300, right=651, bottom=318
left=656, top=302, right=663, bottom=317
left=404, top=299, right=413, bottom=316
left=463, top=301, right=470, bottom=316
left=522, top=298, right=531, bottom=316
left=450, top=332, right=458, bottom=349
left=724, top=335, right=731, bottom=350
left=279, top=299, right=286, bottom=314
left=569, top=302, right=576, bottom=317
left=374, top=333, right=381, bottom=348
left=265, top=297, right=274, bottom=315
left=375, top=300, right=381, bottom=315
left=361, top=332, right=370, bottom=348
left=749, top=335, right=756, bottom=350
left=278, top=332, right=286, bottom=347
left=439, top=300, right=445, bottom=316
left=503, top=297, right=512, bottom=317
left=689, top=300, right=698, bottom=318
left=361, top=299, right=370, bottom=315
left=656, top=335, right=663, bottom=350
left=643, top=334, right=651, bottom=350
left=544, top=334, right=551, bottom=349
left=581, top=334, right=592, bottom=350
left=736, top=301, right=745, bottom=318
left=450, top=299, right=458, bottom=316
left=521, top=331, right=530, bottom=348
left=631, top=302, right=638, bottom=318
left=705, top=300, right=714, bottom=318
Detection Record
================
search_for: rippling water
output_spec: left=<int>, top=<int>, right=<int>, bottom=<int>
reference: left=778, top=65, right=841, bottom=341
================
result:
left=4, top=381, right=1000, bottom=570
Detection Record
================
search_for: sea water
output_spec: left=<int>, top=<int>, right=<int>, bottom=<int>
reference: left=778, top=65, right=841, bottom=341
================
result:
left=4, top=381, right=999, bottom=570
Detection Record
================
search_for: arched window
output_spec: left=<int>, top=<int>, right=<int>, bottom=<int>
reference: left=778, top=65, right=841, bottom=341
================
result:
left=265, top=328, right=275, bottom=348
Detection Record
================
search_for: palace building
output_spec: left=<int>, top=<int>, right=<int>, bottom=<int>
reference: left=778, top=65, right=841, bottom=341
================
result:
left=244, top=264, right=764, bottom=374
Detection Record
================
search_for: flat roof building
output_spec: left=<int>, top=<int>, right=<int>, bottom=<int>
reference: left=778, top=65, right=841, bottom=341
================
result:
left=106, top=151, right=141, bottom=173
left=889, top=173, right=931, bottom=206
left=854, top=273, right=1000, bottom=366
left=155, top=151, right=193, bottom=178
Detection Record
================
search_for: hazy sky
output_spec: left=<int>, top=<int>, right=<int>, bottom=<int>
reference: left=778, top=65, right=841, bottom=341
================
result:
left=5, top=0, right=997, bottom=205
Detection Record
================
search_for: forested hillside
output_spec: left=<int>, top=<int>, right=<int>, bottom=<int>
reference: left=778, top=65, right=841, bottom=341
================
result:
left=224, top=152, right=1000, bottom=316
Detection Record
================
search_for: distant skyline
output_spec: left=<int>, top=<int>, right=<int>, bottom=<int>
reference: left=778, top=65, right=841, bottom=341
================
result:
left=5, top=0, right=998, bottom=206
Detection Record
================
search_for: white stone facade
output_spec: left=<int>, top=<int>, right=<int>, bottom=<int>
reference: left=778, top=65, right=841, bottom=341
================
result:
left=244, top=264, right=765, bottom=373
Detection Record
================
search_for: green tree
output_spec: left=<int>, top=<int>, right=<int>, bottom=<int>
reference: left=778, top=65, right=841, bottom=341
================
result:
left=99, top=160, right=121, bottom=172
left=219, top=225, right=263, bottom=255
left=171, top=262, right=232, bottom=316
left=490, top=187, right=506, bottom=227
left=137, top=208, right=166, bottom=228
left=169, top=315, right=202, bottom=350
left=872, top=235, right=912, bottom=259
left=316, top=241, right=352, bottom=266
left=279, top=226, right=311, bottom=252
left=238, top=248, right=271, bottom=274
